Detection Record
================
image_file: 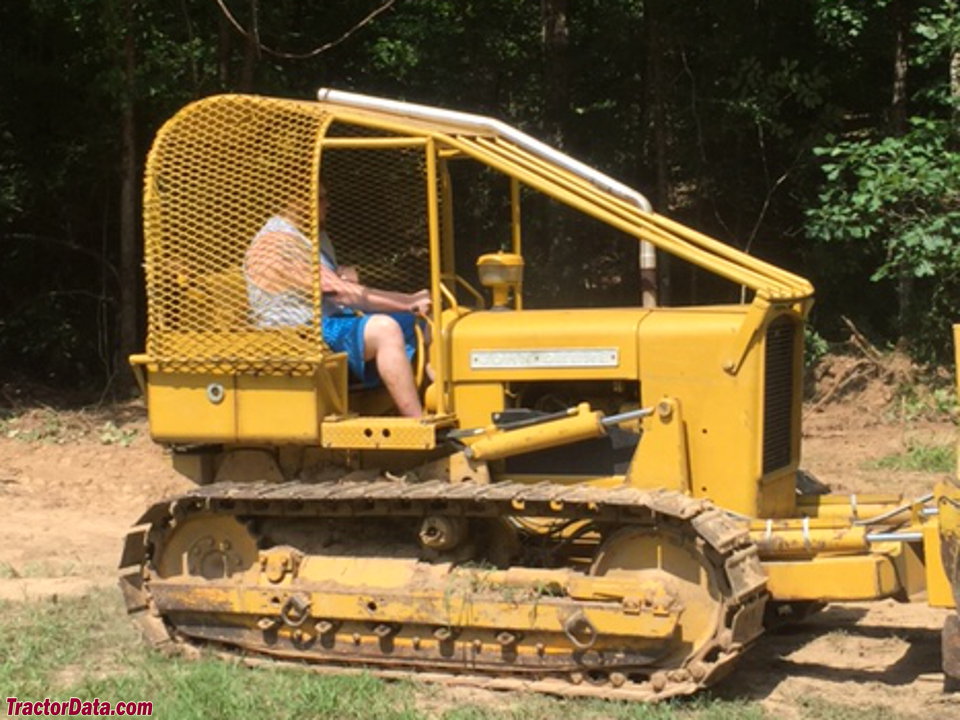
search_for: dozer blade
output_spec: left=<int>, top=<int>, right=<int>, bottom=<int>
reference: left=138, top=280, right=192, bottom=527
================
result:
left=940, top=480, right=960, bottom=689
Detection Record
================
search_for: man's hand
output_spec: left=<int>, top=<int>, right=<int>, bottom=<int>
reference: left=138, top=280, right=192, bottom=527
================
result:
left=409, top=289, right=432, bottom=316
left=337, top=265, right=359, bottom=283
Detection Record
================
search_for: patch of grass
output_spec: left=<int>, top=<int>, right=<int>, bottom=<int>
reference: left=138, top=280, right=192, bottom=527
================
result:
left=19, top=559, right=78, bottom=577
left=438, top=694, right=767, bottom=720
left=98, top=420, right=139, bottom=447
left=869, top=440, right=955, bottom=473
left=0, top=590, right=136, bottom=698
left=0, top=589, right=782, bottom=720
left=69, top=659, right=420, bottom=720
left=0, top=589, right=421, bottom=719
left=795, top=697, right=906, bottom=720
left=1, top=408, right=79, bottom=444
left=0, top=407, right=139, bottom=446
left=0, top=588, right=919, bottom=720
left=1, top=408, right=67, bottom=443
left=890, top=382, right=958, bottom=423
left=0, top=559, right=80, bottom=579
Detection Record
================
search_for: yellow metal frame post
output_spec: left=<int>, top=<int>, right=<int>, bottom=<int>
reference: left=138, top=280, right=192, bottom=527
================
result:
left=310, top=117, right=332, bottom=329
left=425, top=139, right=446, bottom=415
left=440, top=158, right=456, bottom=286
left=510, top=177, right=523, bottom=309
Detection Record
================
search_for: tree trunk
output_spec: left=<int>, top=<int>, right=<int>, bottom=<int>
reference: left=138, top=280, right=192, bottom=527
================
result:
left=644, top=0, right=666, bottom=306
left=951, top=49, right=960, bottom=129
left=179, top=0, right=199, bottom=92
left=240, top=0, right=260, bottom=92
left=217, top=7, right=231, bottom=87
left=891, top=0, right=911, bottom=334
left=541, top=0, right=569, bottom=148
left=891, top=0, right=908, bottom=135
left=646, top=3, right=668, bottom=211
left=540, top=0, right=572, bottom=298
left=118, top=0, right=139, bottom=395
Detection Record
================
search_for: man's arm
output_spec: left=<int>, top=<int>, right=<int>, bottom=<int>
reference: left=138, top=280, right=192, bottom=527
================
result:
left=245, top=232, right=313, bottom=293
left=249, top=231, right=430, bottom=314
left=337, top=265, right=359, bottom=283
left=321, top=266, right=430, bottom=315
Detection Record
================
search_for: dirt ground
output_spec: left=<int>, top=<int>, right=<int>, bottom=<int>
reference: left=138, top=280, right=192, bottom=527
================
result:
left=0, top=366, right=958, bottom=718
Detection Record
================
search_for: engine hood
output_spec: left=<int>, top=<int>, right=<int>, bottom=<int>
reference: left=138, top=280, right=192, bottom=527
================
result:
left=448, top=307, right=653, bottom=382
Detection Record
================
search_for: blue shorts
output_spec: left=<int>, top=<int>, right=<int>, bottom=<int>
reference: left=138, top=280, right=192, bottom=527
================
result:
left=322, top=311, right=418, bottom=388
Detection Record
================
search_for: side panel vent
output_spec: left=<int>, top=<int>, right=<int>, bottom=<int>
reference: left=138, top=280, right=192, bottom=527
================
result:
left=762, top=315, right=797, bottom=474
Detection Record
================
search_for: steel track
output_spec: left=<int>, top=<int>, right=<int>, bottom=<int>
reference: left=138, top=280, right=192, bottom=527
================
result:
left=120, top=478, right=767, bottom=701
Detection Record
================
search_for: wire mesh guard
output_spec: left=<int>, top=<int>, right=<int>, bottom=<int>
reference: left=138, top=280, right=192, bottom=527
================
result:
left=323, top=122, right=429, bottom=294
left=143, top=95, right=430, bottom=376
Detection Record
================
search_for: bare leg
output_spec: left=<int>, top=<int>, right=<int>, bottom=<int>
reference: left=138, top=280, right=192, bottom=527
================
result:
left=363, top=314, right=423, bottom=418
left=417, top=320, right=436, bottom=383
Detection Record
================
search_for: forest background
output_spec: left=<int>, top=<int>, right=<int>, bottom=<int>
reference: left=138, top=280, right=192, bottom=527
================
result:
left=3, top=0, right=960, bottom=394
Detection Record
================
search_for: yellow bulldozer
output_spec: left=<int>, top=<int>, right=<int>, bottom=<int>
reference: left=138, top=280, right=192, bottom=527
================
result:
left=121, top=90, right=960, bottom=700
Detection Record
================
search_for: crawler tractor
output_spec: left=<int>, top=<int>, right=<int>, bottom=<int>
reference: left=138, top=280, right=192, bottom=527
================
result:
left=123, top=90, right=960, bottom=700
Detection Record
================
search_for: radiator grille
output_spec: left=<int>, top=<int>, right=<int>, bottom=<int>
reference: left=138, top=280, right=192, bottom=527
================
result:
left=762, top=315, right=797, bottom=474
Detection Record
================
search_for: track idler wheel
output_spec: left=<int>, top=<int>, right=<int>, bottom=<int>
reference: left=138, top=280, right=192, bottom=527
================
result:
left=153, top=514, right=258, bottom=580
left=590, top=522, right=738, bottom=677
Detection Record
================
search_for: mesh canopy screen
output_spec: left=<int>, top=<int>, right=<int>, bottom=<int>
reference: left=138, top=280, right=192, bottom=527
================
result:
left=321, top=123, right=429, bottom=294
left=143, top=99, right=432, bottom=375
left=144, top=95, right=328, bottom=374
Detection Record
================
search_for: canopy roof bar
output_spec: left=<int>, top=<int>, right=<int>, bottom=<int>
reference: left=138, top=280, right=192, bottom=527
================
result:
left=474, top=135, right=810, bottom=296
left=448, top=136, right=781, bottom=293
left=458, top=135, right=812, bottom=300
left=318, top=88, right=652, bottom=213
left=315, top=89, right=813, bottom=303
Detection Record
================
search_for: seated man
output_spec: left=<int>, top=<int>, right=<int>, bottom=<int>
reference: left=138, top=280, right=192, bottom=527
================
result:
left=244, top=187, right=430, bottom=418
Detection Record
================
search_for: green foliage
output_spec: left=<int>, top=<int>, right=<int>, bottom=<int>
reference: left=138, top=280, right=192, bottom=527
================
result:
left=869, top=440, right=955, bottom=472
left=3, top=1, right=960, bottom=385
left=98, top=420, right=138, bottom=447
left=807, top=117, right=960, bottom=358
left=808, top=119, right=960, bottom=282
left=813, top=0, right=873, bottom=49
left=77, top=661, right=419, bottom=720
left=1, top=408, right=68, bottom=443
left=0, top=590, right=135, bottom=698
left=725, top=57, right=829, bottom=138
left=915, top=2, right=960, bottom=71
left=804, top=325, right=830, bottom=368
left=0, top=407, right=139, bottom=445
left=891, top=380, right=959, bottom=421
left=0, top=590, right=419, bottom=720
